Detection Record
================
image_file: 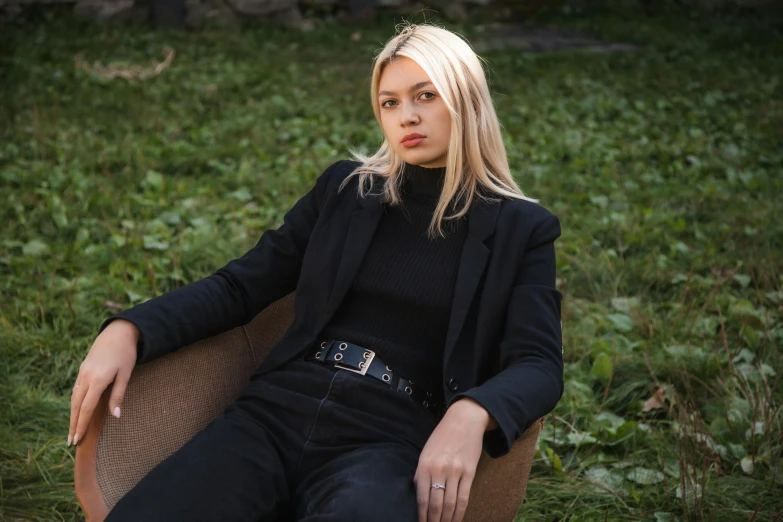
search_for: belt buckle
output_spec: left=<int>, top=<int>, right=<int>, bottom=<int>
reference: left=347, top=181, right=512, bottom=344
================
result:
left=334, top=347, right=376, bottom=376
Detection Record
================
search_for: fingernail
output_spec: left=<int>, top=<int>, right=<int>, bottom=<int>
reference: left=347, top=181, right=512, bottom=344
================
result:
left=113, top=407, right=121, bottom=418
left=67, top=435, right=72, bottom=447
left=74, top=433, right=79, bottom=446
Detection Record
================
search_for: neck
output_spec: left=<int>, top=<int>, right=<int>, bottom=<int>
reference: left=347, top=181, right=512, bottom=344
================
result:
left=402, top=162, right=446, bottom=198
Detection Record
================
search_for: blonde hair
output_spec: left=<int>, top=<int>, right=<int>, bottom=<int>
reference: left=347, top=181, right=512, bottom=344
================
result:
left=340, top=22, right=538, bottom=239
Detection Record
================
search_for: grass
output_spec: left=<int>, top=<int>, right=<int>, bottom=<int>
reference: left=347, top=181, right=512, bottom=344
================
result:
left=1, top=3, right=782, bottom=521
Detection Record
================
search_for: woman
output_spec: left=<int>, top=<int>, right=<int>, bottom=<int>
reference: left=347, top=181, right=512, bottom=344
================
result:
left=68, top=23, right=564, bottom=522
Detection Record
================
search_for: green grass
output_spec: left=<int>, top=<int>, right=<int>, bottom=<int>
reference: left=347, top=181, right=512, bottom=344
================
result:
left=2, top=4, right=782, bottom=521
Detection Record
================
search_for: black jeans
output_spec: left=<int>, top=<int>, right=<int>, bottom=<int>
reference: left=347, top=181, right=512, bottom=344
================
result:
left=104, top=350, right=441, bottom=522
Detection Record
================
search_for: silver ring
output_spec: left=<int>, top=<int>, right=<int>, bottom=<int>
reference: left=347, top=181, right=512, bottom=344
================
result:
left=431, top=483, right=446, bottom=490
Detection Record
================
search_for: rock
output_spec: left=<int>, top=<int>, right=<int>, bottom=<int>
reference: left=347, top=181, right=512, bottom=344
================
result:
left=268, top=5, right=314, bottom=30
left=0, top=2, right=23, bottom=24
left=689, top=0, right=776, bottom=5
left=185, top=0, right=239, bottom=29
left=226, top=0, right=294, bottom=16
left=150, top=0, right=186, bottom=28
left=440, top=1, right=468, bottom=21
left=346, top=0, right=376, bottom=23
left=73, top=0, right=144, bottom=22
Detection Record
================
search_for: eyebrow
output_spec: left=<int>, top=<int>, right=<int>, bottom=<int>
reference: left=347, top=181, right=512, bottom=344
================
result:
left=378, top=81, right=434, bottom=97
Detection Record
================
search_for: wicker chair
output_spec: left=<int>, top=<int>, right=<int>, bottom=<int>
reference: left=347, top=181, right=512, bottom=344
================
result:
left=74, top=292, right=543, bottom=521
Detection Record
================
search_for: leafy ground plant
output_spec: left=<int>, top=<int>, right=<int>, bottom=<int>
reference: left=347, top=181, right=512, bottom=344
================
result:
left=1, top=3, right=782, bottom=521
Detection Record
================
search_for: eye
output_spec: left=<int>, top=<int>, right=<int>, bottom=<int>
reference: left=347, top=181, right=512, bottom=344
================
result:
left=420, top=91, right=436, bottom=100
left=381, top=99, right=397, bottom=108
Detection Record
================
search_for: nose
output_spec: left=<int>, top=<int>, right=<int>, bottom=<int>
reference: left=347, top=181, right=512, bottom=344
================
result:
left=399, top=100, right=419, bottom=126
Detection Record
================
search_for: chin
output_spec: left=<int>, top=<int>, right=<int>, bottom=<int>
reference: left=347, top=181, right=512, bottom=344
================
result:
left=399, top=151, right=444, bottom=167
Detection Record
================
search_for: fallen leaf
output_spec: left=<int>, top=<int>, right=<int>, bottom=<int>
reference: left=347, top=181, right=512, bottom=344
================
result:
left=102, top=300, right=123, bottom=312
left=741, top=456, right=754, bottom=475
left=643, top=387, right=666, bottom=412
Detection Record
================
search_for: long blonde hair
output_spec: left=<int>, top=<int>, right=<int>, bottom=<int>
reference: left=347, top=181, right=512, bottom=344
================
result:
left=340, top=22, right=538, bottom=239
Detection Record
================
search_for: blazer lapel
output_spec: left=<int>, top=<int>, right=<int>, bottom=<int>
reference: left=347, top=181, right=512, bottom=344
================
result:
left=323, top=189, right=384, bottom=317
left=322, top=183, right=502, bottom=364
left=443, top=197, right=500, bottom=365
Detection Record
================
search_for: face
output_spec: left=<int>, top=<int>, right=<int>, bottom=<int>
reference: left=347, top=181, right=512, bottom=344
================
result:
left=377, top=57, right=451, bottom=168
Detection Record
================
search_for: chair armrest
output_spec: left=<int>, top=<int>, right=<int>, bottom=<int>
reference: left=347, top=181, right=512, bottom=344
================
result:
left=75, top=293, right=296, bottom=520
left=463, top=417, right=544, bottom=522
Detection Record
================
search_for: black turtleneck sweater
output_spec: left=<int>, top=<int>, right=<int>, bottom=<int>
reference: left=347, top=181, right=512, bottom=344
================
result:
left=319, top=162, right=469, bottom=403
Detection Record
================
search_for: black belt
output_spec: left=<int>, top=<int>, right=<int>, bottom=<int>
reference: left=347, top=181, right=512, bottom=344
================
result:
left=303, top=339, right=445, bottom=420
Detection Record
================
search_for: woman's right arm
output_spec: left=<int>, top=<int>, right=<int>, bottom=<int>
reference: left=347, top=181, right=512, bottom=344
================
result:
left=68, top=318, right=139, bottom=447
left=68, top=160, right=343, bottom=447
left=102, top=160, right=341, bottom=366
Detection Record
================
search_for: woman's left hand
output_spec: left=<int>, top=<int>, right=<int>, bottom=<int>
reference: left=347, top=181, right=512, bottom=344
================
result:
left=413, top=397, right=490, bottom=522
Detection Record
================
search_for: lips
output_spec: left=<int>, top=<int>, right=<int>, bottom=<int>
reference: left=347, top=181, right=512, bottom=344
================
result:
left=401, top=133, right=426, bottom=148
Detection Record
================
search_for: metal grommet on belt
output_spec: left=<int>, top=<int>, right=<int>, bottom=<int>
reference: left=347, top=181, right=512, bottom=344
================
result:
left=303, top=339, right=444, bottom=418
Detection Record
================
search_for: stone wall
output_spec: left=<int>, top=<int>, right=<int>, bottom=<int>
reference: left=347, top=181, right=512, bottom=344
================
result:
left=1, top=0, right=777, bottom=27
left=0, top=0, right=493, bottom=27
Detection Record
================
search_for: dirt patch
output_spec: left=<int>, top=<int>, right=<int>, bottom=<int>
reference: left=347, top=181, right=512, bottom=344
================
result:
left=473, top=23, right=641, bottom=53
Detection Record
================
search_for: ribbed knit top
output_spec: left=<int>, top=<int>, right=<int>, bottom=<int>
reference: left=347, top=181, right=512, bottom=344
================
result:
left=319, top=162, right=469, bottom=402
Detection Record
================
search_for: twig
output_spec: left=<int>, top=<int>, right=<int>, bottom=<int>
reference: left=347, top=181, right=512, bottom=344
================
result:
left=75, top=46, right=176, bottom=81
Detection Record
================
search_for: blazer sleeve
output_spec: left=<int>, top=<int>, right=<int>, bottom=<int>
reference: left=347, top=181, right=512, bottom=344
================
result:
left=451, top=213, right=563, bottom=459
left=99, top=160, right=342, bottom=365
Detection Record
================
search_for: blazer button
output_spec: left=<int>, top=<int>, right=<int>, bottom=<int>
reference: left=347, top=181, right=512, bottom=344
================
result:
left=448, top=378, right=459, bottom=392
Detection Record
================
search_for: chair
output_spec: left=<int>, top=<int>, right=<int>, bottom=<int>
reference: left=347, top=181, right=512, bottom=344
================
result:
left=74, top=292, right=543, bottom=521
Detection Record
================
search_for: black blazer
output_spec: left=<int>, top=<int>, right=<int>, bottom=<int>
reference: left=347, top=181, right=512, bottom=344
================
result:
left=103, top=159, right=564, bottom=459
